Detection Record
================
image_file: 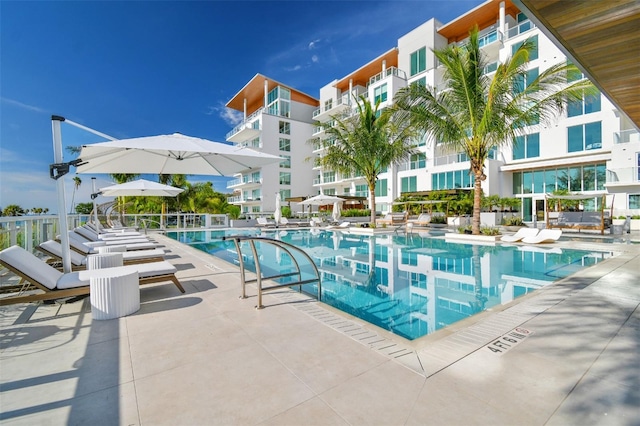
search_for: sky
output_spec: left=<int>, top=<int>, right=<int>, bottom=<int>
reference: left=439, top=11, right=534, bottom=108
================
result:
left=0, top=0, right=484, bottom=214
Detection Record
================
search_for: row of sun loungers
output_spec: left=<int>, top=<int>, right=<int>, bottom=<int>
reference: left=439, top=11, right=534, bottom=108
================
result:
left=0, top=224, right=184, bottom=306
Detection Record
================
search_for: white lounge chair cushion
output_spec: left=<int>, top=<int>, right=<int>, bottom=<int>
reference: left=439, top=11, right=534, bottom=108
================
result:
left=40, top=240, right=88, bottom=266
left=0, top=246, right=62, bottom=290
left=59, top=261, right=178, bottom=290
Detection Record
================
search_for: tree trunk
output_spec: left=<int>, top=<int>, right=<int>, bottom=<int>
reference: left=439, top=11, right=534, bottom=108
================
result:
left=369, top=187, right=376, bottom=225
left=472, top=171, right=483, bottom=235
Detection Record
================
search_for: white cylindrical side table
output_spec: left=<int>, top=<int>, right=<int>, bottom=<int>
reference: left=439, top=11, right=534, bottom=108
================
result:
left=97, top=245, right=127, bottom=254
left=87, top=253, right=123, bottom=270
left=90, top=269, right=140, bottom=320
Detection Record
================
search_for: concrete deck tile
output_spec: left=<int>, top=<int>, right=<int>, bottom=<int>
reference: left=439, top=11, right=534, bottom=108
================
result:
left=259, top=397, right=349, bottom=425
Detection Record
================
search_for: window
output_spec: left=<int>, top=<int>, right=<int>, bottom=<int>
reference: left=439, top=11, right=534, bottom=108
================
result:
left=279, top=121, right=290, bottom=135
left=432, top=169, right=474, bottom=190
left=513, top=133, right=540, bottom=160
left=374, top=83, right=387, bottom=104
left=630, top=194, right=640, bottom=209
left=512, top=163, right=606, bottom=194
left=410, top=153, right=426, bottom=169
left=513, top=68, right=538, bottom=94
left=568, top=122, right=602, bottom=152
left=375, top=179, right=387, bottom=197
left=324, top=99, right=333, bottom=111
left=411, top=77, right=426, bottom=87
left=280, top=155, right=291, bottom=168
left=279, top=189, right=290, bottom=200
left=401, top=176, right=417, bottom=193
left=512, top=35, right=538, bottom=61
left=252, top=206, right=261, bottom=213
left=410, top=47, right=426, bottom=76
left=568, top=91, right=601, bottom=117
left=355, top=184, right=368, bottom=197
left=279, top=138, right=290, bottom=151
left=251, top=189, right=261, bottom=200
left=322, top=171, right=335, bottom=183
left=251, top=171, right=260, bottom=183
left=279, top=172, right=291, bottom=185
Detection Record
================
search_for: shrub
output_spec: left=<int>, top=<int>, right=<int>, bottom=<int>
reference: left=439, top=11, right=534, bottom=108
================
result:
left=342, top=209, right=371, bottom=217
left=503, top=216, right=524, bottom=226
left=480, top=226, right=501, bottom=236
left=430, top=215, right=447, bottom=224
left=457, top=225, right=472, bottom=234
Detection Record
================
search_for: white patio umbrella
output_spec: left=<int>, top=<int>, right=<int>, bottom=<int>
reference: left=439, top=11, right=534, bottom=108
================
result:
left=99, top=179, right=185, bottom=197
left=332, top=201, right=342, bottom=223
left=299, top=194, right=345, bottom=206
left=76, top=133, right=281, bottom=175
left=52, top=119, right=282, bottom=273
left=274, top=193, right=282, bottom=226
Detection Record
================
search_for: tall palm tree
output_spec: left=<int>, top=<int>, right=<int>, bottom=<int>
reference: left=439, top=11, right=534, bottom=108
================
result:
left=310, top=96, right=419, bottom=224
left=392, top=26, right=594, bottom=234
left=69, top=176, right=82, bottom=213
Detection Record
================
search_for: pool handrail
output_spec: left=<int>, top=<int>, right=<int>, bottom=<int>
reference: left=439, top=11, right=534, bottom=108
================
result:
left=222, top=235, right=321, bottom=309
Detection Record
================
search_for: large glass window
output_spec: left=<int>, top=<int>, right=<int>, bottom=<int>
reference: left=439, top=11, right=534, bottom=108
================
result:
left=410, top=47, right=426, bottom=76
left=513, top=68, right=539, bottom=94
left=355, top=184, right=368, bottom=197
left=432, top=169, right=474, bottom=190
left=410, top=153, right=426, bottom=169
left=568, top=122, right=602, bottom=152
left=279, top=138, right=290, bottom=151
left=512, top=35, right=538, bottom=61
left=279, top=189, right=291, bottom=200
left=279, top=172, right=291, bottom=185
left=513, top=163, right=606, bottom=195
left=513, top=133, right=540, bottom=160
left=568, top=92, right=601, bottom=117
left=279, top=121, right=290, bottom=135
left=544, top=169, right=556, bottom=193
left=280, top=155, right=291, bottom=168
left=401, top=176, right=417, bottom=193
left=630, top=194, right=640, bottom=209
left=375, top=179, right=388, bottom=197
left=374, top=83, right=388, bottom=104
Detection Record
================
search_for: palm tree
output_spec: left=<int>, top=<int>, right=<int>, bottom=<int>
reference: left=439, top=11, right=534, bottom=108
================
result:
left=310, top=96, right=419, bottom=224
left=392, top=26, right=594, bottom=234
left=69, top=176, right=82, bottom=213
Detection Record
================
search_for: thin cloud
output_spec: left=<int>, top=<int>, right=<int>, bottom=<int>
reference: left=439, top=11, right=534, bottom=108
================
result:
left=1, top=97, right=48, bottom=113
left=308, top=39, right=321, bottom=49
left=311, top=55, right=319, bottom=63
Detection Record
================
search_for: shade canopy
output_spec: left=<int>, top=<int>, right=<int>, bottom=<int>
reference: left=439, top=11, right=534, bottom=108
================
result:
left=99, top=179, right=184, bottom=197
left=299, top=194, right=345, bottom=206
left=76, top=133, right=281, bottom=175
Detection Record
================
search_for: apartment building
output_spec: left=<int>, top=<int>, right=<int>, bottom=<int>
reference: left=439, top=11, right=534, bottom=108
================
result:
left=311, top=0, right=640, bottom=220
left=225, top=74, right=319, bottom=216
left=226, top=0, right=639, bottom=220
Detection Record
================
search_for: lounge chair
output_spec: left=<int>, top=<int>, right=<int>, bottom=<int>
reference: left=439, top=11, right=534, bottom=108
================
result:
left=37, top=240, right=165, bottom=269
left=0, top=245, right=185, bottom=306
left=86, top=222, right=141, bottom=236
left=409, top=213, right=431, bottom=227
left=65, top=232, right=160, bottom=253
left=256, top=217, right=276, bottom=228
left=279, top=217, right=297, bottom=227
left=73, top=227, right=158, bottom=247
left=326, top=221, right=350, bottom=229
left=500, top=227, right=539, bottom=242
left=521, top=229, right=563, bottom=244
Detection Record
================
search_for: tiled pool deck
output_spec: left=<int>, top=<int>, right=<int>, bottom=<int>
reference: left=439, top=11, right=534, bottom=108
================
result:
left=1, top=232, right=639, bottom=425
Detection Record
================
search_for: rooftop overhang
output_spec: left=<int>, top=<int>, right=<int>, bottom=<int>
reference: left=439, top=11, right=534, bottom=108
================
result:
left=226, top=73, right=318, bottom=114
left=334, top=48, right=398, bottom=92
left=438, top=0, right=519, bottom=42
left=514, top=0, right=640, bottom=129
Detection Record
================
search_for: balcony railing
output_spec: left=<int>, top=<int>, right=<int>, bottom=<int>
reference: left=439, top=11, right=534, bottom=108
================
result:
left=614, top=129, right=640, bottom=144
left=313, top=93, right=351, bottom=118
left=434, top=153, right=469, bottom=166
left=368, top=67, right=407, bottom=86
left=607, top=167, right=640, bottom=184
left=506, top=20, right=536, bottom=40
left=225, top=108, right=264, bottom=140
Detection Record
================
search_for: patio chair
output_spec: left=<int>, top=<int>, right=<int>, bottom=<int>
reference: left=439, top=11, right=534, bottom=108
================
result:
left=500, top=227, right=539, bottom=242
left=521, top=229, right=563, bottom=244
left=0, top=245, right=185, bottom=306
left=256, top=217, right=276, bottom=228
left=37, top=240, right=165, bottom=269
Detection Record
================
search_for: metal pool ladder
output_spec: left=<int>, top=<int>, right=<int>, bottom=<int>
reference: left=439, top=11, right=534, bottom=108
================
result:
left=223, top=236, right=321, bottom=309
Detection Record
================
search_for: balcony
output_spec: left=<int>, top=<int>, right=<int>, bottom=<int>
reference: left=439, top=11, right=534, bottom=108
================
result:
left=433, top=152, right=469, bottom=167
left=605, top=166, right=640, bottom=193
left=226, top=108, right=263, bottom=143
left=226, top=177, right=262, bottom=190
left=368, top=67, right=406, bottom=86
left=614, top=129, right=640, bottom=144
left=313, top=93, right=352, bottom=122
left=506, top=20, right=536, bottom=40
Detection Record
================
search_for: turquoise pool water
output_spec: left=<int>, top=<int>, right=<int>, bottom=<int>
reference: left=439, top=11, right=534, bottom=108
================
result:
left=167, top=229, right=611, bottom=340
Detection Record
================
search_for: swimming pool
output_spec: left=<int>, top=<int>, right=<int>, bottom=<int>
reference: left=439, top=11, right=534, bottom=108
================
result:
left=167, top=229, right=611, bottom=340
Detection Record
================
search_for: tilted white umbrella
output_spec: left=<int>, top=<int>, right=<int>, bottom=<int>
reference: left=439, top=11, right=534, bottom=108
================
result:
left=299, top=194, right=345, bottom=206
left=99, top=179, right=184, bottom=197
left=76, top=133, right=281, bottom=175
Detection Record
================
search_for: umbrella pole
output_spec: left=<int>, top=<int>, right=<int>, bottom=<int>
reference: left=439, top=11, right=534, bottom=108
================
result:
left=92, top=177, right=100, bottom=231
left=52, top=117, right=72, bottom=273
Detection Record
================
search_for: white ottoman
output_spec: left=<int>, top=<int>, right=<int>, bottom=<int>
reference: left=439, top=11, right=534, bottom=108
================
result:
left=90, top=268, right=140, bottom=320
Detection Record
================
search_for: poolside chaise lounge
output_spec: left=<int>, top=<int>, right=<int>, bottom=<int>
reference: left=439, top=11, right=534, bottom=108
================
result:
left=74, top=226, right=152, bottom=243
left=256, top=217, right=276, bottom=228
left=0, top=245, right=185, bottom=306
left=65, top=232, right=160, bottom=253
left=325, top=221, right=350, bottom=229
left=73, top=228, right=159, bottom=248
left=377, top=212, right=408, bottom=226
left=409, top=213, right=431, bottom=227
left=37, top=240, right=165, bottom=269
left=85, top=222, right=142, bottom=237
left=521, top=229, right=563, bottom=244
left=500, top=227, right=539, bottom=242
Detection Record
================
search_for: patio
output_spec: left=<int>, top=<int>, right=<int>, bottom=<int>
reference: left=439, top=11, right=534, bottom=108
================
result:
left=1, top=233, right=639, bottom=425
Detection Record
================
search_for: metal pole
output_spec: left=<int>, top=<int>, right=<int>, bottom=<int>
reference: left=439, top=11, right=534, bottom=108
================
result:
left=92, top=177, right=100, bottom=230
left=52, top=116, right=72, bottom=273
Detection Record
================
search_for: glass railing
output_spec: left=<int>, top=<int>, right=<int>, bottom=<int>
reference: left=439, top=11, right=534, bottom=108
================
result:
left=607, top=167, right=640, bottom=183
left=368, top=67, right=407, bottom=86
left=507, top=20, right=536, bottom=39
left=479, top=29, right=500, bottom=47
left=434, top=152, right=469, bottom=166
left=226, top=108, right=264, bottom=140
left=614, top=129, right=640, bottom=144
left=483, top=61, right=498, bottom=75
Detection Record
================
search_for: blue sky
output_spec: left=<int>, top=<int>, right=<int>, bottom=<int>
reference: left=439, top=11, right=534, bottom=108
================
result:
left=1, top=0, right=483, bottom=214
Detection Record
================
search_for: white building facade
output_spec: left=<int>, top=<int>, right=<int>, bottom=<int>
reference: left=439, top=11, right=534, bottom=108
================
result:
left=227, top=0, right=640, bottom=221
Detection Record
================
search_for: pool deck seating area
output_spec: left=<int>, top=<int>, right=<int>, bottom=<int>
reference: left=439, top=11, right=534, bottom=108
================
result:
left=1, top=232, right=639, bottom=424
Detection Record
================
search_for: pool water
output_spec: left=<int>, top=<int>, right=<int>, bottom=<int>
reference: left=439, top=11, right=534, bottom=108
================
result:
left=168, top=229, right=611, bottom=340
